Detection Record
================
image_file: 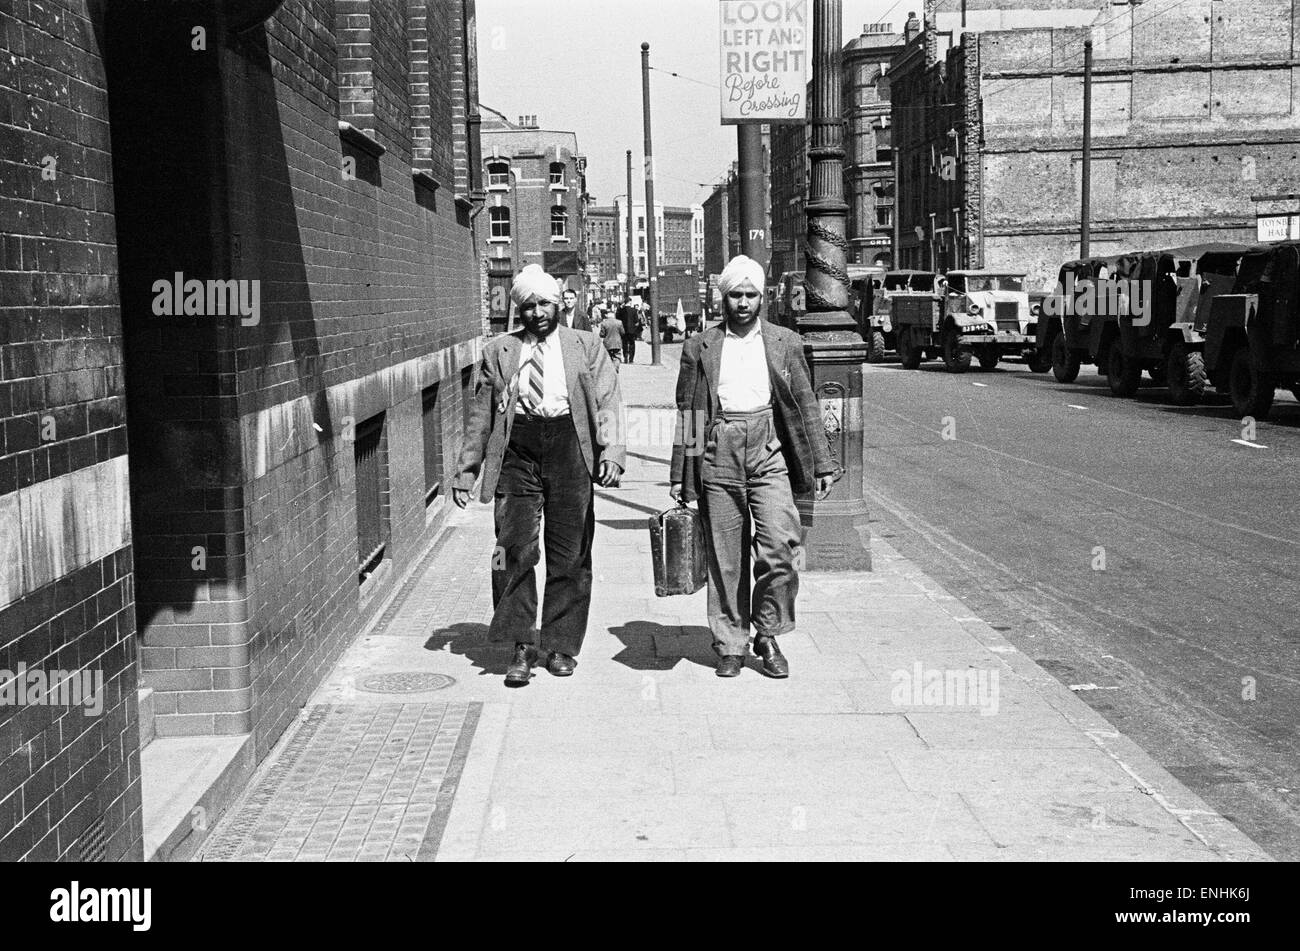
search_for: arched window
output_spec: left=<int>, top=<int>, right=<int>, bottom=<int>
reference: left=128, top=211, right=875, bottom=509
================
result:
left=550, top=205, right=568, bottom=239
left=487, top=160, right=510, bottom=189
left=489, top=206, right=511, bottom=240
left=549, top=162, right=566, bottom=188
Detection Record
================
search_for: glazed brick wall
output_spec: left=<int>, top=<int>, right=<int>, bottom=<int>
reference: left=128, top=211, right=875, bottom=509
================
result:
left=0, top=1, right=142, bottom=862
left=116, top=1, right=483, bottom=756
left=0, top=551, right=139, bottom=862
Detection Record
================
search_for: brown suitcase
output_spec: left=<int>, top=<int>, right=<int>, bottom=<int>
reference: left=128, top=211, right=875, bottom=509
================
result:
left=649, top=502, right=708, bottom=597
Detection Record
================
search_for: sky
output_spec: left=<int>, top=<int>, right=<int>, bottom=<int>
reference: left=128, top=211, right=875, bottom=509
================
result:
left=476, top=0, right=904, bottom=208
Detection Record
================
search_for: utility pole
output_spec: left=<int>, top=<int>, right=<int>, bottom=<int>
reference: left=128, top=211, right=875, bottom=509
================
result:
left=798, top=0, right=871, bottom=569
left=641, top=41, right=662, bottom=365
left=737, top=125, right=768, bottom=273
left=1081, top=38, right=1093, bottom=259
left=625, top=149, right=634, bottom=302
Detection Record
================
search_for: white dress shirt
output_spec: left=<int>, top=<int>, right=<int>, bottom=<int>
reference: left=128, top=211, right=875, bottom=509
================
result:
left=717, top=322, right=771, bottom=413
left=514, top=332, right=570, bottom=417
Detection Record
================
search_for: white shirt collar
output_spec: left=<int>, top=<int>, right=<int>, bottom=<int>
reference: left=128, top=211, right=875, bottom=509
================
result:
left=724, top=320, right=762, bottom=340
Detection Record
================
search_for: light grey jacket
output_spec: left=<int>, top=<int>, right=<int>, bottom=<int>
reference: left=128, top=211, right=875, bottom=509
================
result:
left=453, top=326, right=626, bottom=502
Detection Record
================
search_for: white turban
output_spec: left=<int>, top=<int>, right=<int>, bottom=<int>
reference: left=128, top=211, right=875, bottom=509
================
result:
left=717, top=255, right=766, bottom=296
left=510, top=264, right=562, bottom=306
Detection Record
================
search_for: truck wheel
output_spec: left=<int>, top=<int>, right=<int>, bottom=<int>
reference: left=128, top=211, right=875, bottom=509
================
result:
left=941, top=325, right=972, bottom=374
left=977, top=347, right=1000, bottom=371
left=1051, top=334, right=1080, bottom=384
left=899, top=329, right=923, bottom=369
left=1166, top=343, right=1207, bottom=406
left=1107, top=345, right=1141, bottom=397
left=1229, top=348, right=1274, bottom=420
left=1147, top=363, right=1166, bottom=386
left=867, top=330, right=887, bottom=363
left=1027, top=347, right=1051, bottom=373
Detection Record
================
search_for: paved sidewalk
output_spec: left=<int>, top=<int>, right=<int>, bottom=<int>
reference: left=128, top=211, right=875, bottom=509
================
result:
left=201, top=347, right=1270, bottom=862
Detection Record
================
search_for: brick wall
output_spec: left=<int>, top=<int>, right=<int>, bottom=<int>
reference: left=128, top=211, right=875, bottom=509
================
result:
left=0, top=0, right=142, bottom=862
left=102, top=1, right=484, bottom=759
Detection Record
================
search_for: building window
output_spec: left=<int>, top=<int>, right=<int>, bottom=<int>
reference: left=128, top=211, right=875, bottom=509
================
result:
left=549, top=162, right=566, bottom=188
left=638, top=236, right=645, bottom=252
left=422, top=384, right=443, bottom=507
left=354, top=412, right=390, bottom=584
left=637, top=216, right=645, bottom=230
left=489, top=206, right=511, bottom=240
left=876, top=206, right=893, bottom=228
left=551, top=205, right=569, bottom=239
left=487, top=160, right=510, bottom=189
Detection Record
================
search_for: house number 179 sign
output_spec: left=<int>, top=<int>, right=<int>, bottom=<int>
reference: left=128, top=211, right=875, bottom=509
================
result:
left=719, top=0, right=808, bottom=124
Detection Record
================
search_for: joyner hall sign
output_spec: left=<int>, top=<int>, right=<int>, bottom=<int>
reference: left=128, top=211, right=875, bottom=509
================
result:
left=719, top=0, right=808, bottom=123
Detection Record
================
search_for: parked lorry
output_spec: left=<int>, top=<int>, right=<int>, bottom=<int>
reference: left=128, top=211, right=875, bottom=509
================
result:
left=1034, top=256, right=1120, bottom=384
left=892, top=269, right=1035, bottom=373
left=847, top=264, right=888, bottom=360
left=875, top=271, right=937, bottom=369
left=639, top=265, right=703, bottom=342
left=1201, top=240, right=1300, bottom=419
left=1108, top=243, right=1248, bottom=402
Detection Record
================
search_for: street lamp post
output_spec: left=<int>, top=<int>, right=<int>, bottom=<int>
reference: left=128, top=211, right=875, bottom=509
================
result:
left=796, top=0, right=872, bottom=570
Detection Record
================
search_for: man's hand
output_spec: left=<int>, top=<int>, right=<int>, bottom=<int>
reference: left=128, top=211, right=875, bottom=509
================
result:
left=669, top=482, right=683, bottom=503
left=814, top=473, right=836, bottom=501
left=597, top=461, right=623, bottom=487
left=452, top=487, right=472, bottom=509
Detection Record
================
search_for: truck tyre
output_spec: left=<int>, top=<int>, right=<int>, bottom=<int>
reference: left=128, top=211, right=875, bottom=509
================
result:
left=867, top=330, right=887, bottom=363
left=1107, top=345, right=1141, bottom=397
left=1229, top=348, right=1274, bottom=420
left=1027, top=347, right=1051, bottom=373
left=1051, top=334, right=1080, bottom=384
left=977, top=346, right=1000, bottom=371
left=899, top=328, right=923, bottom=369
left=941, top=325, right=972, bottom=374
left=1166, top=343, right=1207, bottom=406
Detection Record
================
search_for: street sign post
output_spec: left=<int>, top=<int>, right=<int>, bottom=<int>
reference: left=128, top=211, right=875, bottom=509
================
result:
left=719, top=0, right=809, bottom=124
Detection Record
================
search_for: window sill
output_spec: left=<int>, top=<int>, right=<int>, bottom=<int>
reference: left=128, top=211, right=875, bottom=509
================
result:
left=550, top=184, right=568, bottom=191
left=550, top=237, right=571, bottom=243
left=489, top=237, right=512, bottom=244
left=412, top=169, right=441, bottom=192
left=487, top=184, right=510, bottom=192
left=338, top=121, right=385, bottom=158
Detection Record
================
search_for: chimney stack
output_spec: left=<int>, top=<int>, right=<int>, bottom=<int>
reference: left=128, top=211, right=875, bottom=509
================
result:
left=904, top=11, right=920, bottom=43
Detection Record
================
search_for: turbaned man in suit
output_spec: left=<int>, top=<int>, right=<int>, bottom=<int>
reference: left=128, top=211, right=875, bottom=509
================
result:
left=454, top=265, right=625, bottom=686
left=670, top=255, right=839, bottom=679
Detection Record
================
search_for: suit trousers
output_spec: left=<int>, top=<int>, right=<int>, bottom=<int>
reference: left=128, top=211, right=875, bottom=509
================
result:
left=490, top=414, right=595, bottom=657
left=697, top=406, right=803, bottom=656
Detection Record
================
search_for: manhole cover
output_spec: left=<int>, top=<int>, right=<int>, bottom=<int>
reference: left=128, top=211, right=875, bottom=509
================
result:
left=358, top=672, right=456, bottom=693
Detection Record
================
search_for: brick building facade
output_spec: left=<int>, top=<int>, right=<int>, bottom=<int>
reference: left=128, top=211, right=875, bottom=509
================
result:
left=2, top=0, right=485, bottom=861
left=892, top=0, right=1300, bottom=285
left=585, top=205, right=620, bottom=288
left=480, top=112, right=588, bottom=333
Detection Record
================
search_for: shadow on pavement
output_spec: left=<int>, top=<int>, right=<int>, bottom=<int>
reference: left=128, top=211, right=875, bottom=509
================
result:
left=608, top=620, right=715, bottom=672
left=423, top=622, right=510, bottom=677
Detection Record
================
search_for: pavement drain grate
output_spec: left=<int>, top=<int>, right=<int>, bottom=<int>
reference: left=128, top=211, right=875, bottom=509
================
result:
left=358, top=672, right=456, bottom=693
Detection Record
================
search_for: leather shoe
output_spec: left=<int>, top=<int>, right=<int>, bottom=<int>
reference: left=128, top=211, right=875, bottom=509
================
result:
left=547, top=652, right=577, bottom=677
left=753, top=635, right=789, bottom=678
left=504, top=643, right=537, bottom=686
left=716, top=655, right=745, bottom=678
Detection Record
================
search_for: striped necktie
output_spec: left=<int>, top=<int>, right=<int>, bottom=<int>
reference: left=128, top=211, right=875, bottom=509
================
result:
left=518, top=340, right=546, bottom=414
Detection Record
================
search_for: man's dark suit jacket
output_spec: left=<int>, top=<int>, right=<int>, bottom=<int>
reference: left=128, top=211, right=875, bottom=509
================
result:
left=454, top=326, right=625, bottom=503
left=670, top=319, right=836, bottom=504
left=562, top=306, right=591, bottom=332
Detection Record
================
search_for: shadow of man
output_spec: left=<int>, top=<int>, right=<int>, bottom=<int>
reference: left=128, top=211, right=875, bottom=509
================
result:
left=424, top=622, right=511, bottom=677
left=608, top=620, right=715, bottom=672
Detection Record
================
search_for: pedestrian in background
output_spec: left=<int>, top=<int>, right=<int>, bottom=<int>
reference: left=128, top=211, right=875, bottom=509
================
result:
left=619, top=299, right=642, bottom=364
left=559, top=287, right=591, bottom=332
left=669, top=255, right=838, bottom=679
left=599, top=309, right=624, bottom=366
left=454, top=264, right=625, bottom=686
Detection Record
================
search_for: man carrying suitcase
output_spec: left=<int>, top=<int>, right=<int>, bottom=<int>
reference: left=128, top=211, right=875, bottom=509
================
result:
left=453, top=264, right=626, bottom=686
left=669, top=255, right=838, bottom=679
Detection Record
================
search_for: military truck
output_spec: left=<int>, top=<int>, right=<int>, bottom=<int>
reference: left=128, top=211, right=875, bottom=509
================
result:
left=892, top=269, right=1034, bottom=373
left=1201, top=240, right=1300, bottom=419
left=848, top=264, right=888, bottom=360
left=650, top=264, right=703, bottom=342
left=1034, top=256, right=1120, bottom=384
left=1107, top=244, right=1248, bottom=402
left=873, top=271, right=936, bottom=369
